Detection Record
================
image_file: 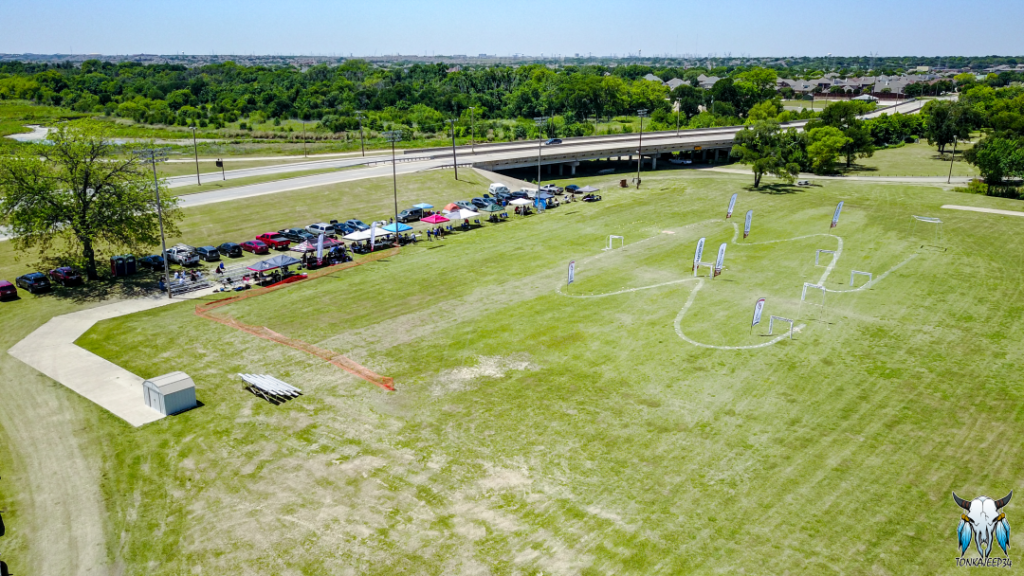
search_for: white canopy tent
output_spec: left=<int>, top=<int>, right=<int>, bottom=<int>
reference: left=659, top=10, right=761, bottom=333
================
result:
left=343, top=227, right=394, bottom=241
left=446, top=208, right=480, bottom=220
left=509, top=198, right=532, bottom=206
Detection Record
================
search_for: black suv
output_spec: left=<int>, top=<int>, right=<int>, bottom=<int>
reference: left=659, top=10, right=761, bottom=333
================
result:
left=195, top=246, right=221, bottom=261
left=16, top=272, right=51, bottom=294
left=397, top=208, right=425, bottom=222
left=217, top=242, right=243, bottom=258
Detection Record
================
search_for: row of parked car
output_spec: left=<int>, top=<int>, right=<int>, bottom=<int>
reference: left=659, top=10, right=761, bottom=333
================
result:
left=0, top=266, right=84, bottom=298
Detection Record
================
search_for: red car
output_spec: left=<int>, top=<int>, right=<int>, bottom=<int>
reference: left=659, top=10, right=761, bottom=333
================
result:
left=256, top=233, right=291, bottom=250
left=48, top=266, right=83, bottom=286
left=240, top=240, right=270, bottom=254
left=0, top=280, right=16, bottom=300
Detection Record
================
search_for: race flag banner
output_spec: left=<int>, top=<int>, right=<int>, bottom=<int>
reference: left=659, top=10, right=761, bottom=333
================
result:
left=714, top=243, right=727, bottom=277
left=692, top=237, right=706, bottom=273
left=831, top=201, right=844, bottom=229
left=369, top=225, right=377, bottom=251
left=316, top=233, right=325, bottom=266
left=568, top=260, right=576, bottom=285
left=751, top=298, right=766, bottom=328
left=744, top=210, right=753, bottom=239
left=726, top=193, right=738, bottom=219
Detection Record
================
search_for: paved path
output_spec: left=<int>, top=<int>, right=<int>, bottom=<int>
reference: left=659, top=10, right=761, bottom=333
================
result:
left=941, top=204, right=1024, bottom=217
left=8, top=289, right=215, bottom=427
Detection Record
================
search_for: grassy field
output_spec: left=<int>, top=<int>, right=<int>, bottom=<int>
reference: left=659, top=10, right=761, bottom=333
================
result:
left=156, top=158, right=337, bottom=178
left=166, top=166, right=354, bottom=197
left=0, top=100, right=87, bottom=136
left=12, top=167, right=1009, bottom=574
left=846, top=141, right=979, bottom=177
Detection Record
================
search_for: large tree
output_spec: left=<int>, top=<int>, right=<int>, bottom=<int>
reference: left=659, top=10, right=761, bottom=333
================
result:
left=807, top=101, right=875, bottom=168
left=806, top=126, right=852, bottom=174
left=0, top=123, right=180, bottom=279
left=963, top=136, right=1024, bottom=184
left=923, top=100, right=979, bottom=153
left=732, top=120, right=802, bottom=188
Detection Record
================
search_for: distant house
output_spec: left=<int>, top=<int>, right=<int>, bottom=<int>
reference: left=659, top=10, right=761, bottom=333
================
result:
left=696, top=74, right=721, bottom=89
left=666, top=78, right=687, bottom=90
left=642, top=73, right=665, bottom=85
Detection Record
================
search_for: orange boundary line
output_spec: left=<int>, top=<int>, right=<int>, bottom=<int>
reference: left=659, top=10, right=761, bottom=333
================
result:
left=195, top=248, right=399, bottom=391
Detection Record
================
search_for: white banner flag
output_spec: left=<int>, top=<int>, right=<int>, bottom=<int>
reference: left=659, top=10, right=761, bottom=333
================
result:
left=693, top=237, right=706, bottom=272
left=316, top=233, right=325, bottom=266
left=831, top=201, right=844, bottom=229
left=744, top=210, right=753, bottom=239
left=752, top=298, right=766, bottom=327
left=726, top=193, right=737, bottom=219
left=714, top=243, right=727, bottom=277
left=369, top=226, right=377, bottom=251
left=568, top=260, right=575, bottom=285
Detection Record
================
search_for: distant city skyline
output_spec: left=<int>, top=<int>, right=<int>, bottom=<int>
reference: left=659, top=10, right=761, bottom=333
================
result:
left=1, top=0, right=1022, bottom=58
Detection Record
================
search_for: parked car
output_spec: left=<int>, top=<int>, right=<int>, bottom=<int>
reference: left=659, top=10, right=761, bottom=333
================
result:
left=195, top=246, right=221, bottom=261
left=668, top=157, right=693, bottom=165
left=455, top=200, right=475, bottom=211
left=329, top=220, right=358, bottom=235
left=16, top=272, right=51, bottom=294
left=494, top=191, right=513, bottom=203
left=510, top=190, right=530, bottom=200
left=545, top=138, right=563, bottom=145
left=796, top=180, right=811, bottom=186
left=217, top=242, right=243, bottom=258
left=397, top=208, right=425, bottom=223
left=539, top=184, right=563, bottom=194
left=138, top=254, right=166, bottom=270
left=345, top=219, right=369, bottom=232
left=471, top=197, right=496, bottom=210
left=0, top=280, right=17, bottom=300
left=306, top=223, right=336, bottom=237
left=165, top=245, right=200, bottom=266
left=277, top=228, right=316, bottom=243
left=256, top=233, right=292, bottom=250
left=47, top=266, right=83, bottom=286
left=488, top=183, right=510, bottom=196
left=240, top=240, right=270, bottom=255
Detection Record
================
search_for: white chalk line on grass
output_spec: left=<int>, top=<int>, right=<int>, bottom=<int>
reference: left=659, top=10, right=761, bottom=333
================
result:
left=557, top=222, right=914, bottom=350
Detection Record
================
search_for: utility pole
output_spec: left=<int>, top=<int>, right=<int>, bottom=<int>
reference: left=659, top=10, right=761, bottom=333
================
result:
left=384, top=131, right=402, bottom=234
left=534, top=116, right=548, bottom=186
left=301, top=120, right=308, bottom=157
left=191, top=126, right=200, bottom=186
left=140, top=148, right=173, bottom=299
left=636, top=109, right=648, bottom=189
left=355, top=111, right=366, bottom=157
left=446, top=119, right=459, bottom=180
left=468, top=106, right=476, bottom=152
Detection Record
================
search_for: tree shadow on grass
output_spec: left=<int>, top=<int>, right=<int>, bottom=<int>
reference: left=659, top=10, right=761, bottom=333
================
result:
left=45, top=274, right=163, bottom=304
left=747, top=183, right=802, bottom=195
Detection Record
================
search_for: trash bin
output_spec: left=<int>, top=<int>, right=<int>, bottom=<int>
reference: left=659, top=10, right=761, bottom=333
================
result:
left=619, top=179, right=628, bottom=188
left=110, top=255, right=126, bottom=278
left=124, top=254, right=137, bottom=275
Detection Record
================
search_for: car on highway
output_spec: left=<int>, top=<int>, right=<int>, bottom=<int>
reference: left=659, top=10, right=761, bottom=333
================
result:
left=277, top=228, right=316, bottom=243
left=345, top=220, right=370, bottom=232
left=165, top=245, right=200, bottom=266
left=195, top=246, right=221, bottom=261
left=545, top=138, right=562, bottom=145
left=16, top=272, right=51, bottom=294
left=240, top=240, right=270, bottom=255
left=539, top=184, right=563, bottom=194
left=668, top=157, right=693, bottom=165
left=329, top=220, right=358, bottom=235
left=138, top=254, right=165, bottom=270
left=0, top=280, right=17, bottom=300
left=47, top=266, right=83, bottom=286
left=396, top=208, right=425, bottom=223
left=306, top=223, right=336, bottom=237
left=256, top=233, right=292, bottom=250
left=217, top=242, right=243, bottom=258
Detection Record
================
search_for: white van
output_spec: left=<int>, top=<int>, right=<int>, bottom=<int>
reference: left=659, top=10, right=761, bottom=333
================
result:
left=307, top=222, right=335, bottom=236
left=488, top=183, right=510, bottom=196
left=519, top=187, right=538, bottom=198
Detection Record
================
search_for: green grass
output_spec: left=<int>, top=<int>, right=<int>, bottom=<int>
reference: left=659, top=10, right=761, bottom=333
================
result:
left=155, top=158, right=331, bottom=178
left=166, top=166, right=352, bottom=197
left=57, top=167, right=1024, bottom=574
left=0, top=100, right=87, bottom=136
left=845, top=140, right=979, bottom=177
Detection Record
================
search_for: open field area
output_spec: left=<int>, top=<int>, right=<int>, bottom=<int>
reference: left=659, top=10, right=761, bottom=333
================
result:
left=846, top=140, right=979, bottom=177
left=0, top=166, right=1014, bottom=574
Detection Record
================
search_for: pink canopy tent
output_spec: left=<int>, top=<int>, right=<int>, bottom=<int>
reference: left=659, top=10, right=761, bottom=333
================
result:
left=421, top=214, right=450, bottom=224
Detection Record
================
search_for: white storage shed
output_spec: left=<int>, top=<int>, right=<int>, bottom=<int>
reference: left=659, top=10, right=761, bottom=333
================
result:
left=143, top=371, right=197, bottom=416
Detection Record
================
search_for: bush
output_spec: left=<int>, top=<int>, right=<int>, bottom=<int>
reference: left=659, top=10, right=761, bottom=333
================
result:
left=955, top=180, right=988, bottom=195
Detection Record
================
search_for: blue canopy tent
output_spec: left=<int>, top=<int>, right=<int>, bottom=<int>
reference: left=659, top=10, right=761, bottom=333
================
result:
left=382, top=222, right=414, bottom=233
left=412, top=203, right=434, bottom=210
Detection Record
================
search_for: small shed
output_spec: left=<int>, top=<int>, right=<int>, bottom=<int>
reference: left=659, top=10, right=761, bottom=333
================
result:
left=143, top=371, right=197, bottom=416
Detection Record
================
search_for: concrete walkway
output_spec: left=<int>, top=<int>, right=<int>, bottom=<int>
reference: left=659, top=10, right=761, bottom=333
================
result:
left=942, top=204, right=1024, bottom=218
left=8, top=289, right=214, bottom=427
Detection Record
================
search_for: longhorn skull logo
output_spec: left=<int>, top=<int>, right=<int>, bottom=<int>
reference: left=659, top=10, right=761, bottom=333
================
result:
left=953, top=491, right=1012, bottom=558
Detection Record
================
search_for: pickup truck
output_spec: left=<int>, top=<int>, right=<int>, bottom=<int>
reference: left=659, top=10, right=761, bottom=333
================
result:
left=256, top=233, right=292, bottom=250
left=278, top=228, right=317, bottom=243
left=165, top=244, right=200, bottom=266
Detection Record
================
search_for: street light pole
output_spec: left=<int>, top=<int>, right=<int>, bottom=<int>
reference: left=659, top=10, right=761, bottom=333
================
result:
left=140, top=148, right=173, bottom=299
left=446, top=119, right=459, bottom=180
left=534, top=116, right=548, bottom=186
left=191, top=126, right=200, bottom=186
left=301, top=120, right=308, bottom=158
left=355, top=111, right=366, bottom=157
left=384, top=131, right=402, bottom=234
left=636, top=109, right=648, bottom=188
left=469, top=106, right=476, bottom=152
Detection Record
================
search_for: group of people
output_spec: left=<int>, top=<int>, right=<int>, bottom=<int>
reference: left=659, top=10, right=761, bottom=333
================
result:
left=158, top=269, right=204, bottom=292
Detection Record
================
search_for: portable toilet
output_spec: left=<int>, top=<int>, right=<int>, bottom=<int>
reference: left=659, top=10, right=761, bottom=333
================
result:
left=124, top=254, right=137, bottom=275
left=143, top=371, right=198, bottom=416
left=110, top=255, right=126, bottom=277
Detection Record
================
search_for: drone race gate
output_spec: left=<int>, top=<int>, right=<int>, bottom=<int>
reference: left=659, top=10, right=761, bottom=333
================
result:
left=767, top=315, right=795, bottom=339
left=604, top=235, right=625, bottom=251
left=850, top=270, right=872, bottom=287
left=815, top=249, right=836, bottom=266
left=912, top=215, right=944, bottom=247
left=800, top=282, right=827, bottom=319
left=694, top=262, right=714, bottom=277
